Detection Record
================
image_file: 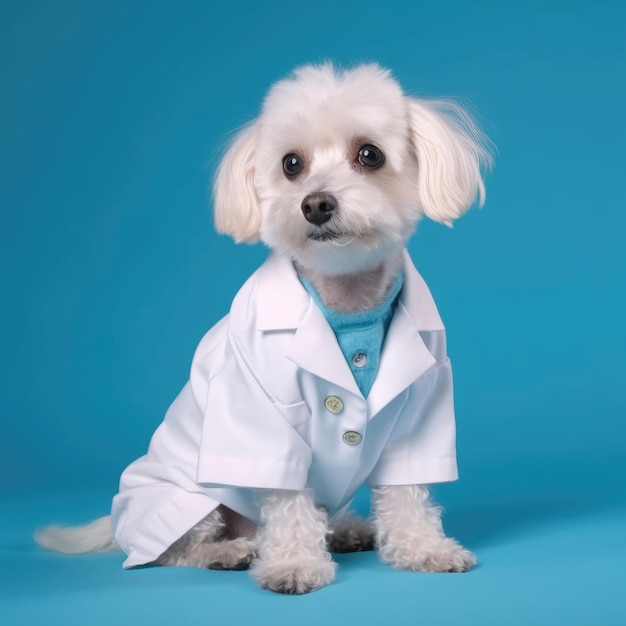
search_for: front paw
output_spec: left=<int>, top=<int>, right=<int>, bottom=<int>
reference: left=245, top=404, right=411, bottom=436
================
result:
left=381, top=536, right=476, bottom=573
left=250, top=558, right=337, bottom=594
left=416, top=538, right=476, bottom=573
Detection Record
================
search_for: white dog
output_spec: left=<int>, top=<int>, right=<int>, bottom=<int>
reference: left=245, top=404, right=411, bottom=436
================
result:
left=36, top=63, right=492, bottom=594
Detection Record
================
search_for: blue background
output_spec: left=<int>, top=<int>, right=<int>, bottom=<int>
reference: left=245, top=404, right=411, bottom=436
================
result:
left=1, top=0, right=625, bottom=624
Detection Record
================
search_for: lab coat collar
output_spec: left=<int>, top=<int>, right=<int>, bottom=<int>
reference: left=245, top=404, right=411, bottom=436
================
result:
left=255, top=251, right=445, bottom=406
left=255, top=253, right=311, bottom=332
left=397, top=249, right=445, bottom=332
left=256, top=251, right=444, bottom=333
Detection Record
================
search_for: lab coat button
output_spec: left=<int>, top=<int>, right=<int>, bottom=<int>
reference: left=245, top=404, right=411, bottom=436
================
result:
left=324, top=396, right=344, bottom=414
left=352, top=352, right=367, bottom=368
left=342, top=431, right=362, bottom=445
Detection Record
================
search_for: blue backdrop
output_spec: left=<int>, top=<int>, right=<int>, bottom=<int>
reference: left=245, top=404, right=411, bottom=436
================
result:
left=1, top=1, right=625, bottom=624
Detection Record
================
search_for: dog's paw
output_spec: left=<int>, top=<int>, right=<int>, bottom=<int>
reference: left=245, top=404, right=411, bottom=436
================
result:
left=381, top=536, right=476, bottom=573
left=202, top=538, right=258, bottom=571
left=328, top=520, right=374, bottom=553
left=414, top=538, right=476, bottom=573
left=250, top=558, right=337, bottom=594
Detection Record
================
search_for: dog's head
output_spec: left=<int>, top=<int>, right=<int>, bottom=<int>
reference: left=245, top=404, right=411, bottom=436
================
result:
left=214, top=64, right=491, bottom=275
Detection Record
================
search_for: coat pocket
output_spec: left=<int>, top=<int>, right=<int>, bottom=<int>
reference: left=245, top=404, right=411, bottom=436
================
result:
left=274, top=400, right=311, bottom=444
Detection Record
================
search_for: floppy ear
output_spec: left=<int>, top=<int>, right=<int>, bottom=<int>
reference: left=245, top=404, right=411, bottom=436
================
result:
left=213, top=122, right=261, bottom=242
left=407, top=98, right=492, bottom=225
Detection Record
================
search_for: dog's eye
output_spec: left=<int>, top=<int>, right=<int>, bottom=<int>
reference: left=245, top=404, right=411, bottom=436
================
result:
left=358, top=144, right=385, bottom=169
left=283, top=153, right=304, bottom=178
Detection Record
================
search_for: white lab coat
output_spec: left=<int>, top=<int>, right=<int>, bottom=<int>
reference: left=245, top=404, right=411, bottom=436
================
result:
left=111, top=250, right=458, bottom=568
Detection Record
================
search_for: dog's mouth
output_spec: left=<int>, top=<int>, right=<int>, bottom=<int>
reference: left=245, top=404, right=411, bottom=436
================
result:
left=307, top=230, right=344, bottom=242
left=307, top=228, right=374, bottom=246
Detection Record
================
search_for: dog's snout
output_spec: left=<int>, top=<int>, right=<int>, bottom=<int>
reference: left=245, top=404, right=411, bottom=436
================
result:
left=301, top=192, right=337, bottom=226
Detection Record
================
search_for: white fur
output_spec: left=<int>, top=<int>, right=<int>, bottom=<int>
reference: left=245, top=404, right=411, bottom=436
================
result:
left=36, top=63, right=491, bottom=593
left=157, top=508, right=257, bottom=570
left=35, top=516, right=118, bottom=554
left=372, top=485, right=476, bottom=572
left=214, top=63, right=491, bottom=278
left=251, top=490, right=336, bottom=594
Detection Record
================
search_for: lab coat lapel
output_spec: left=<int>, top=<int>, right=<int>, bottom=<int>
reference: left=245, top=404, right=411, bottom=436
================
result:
left=256, top=253, right=361, bottom=396
left=367, top=303, right=437, bottom=418
left=287, top=302, right=362, bottom=397
left=367, top=252, right=444, bottom=418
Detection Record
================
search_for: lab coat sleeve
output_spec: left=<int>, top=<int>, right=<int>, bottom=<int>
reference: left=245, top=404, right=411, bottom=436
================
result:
left=195, top=334, right=313, bottom=491
left=367, top=358, right=459, bottom=486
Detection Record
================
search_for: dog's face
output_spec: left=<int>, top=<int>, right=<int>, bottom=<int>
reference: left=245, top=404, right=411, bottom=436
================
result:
left=214, top=64, right=490, bottom=276
left=254, top=65, right=421, bottom=275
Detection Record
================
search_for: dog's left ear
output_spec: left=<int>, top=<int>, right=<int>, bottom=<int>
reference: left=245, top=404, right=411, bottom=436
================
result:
left=407, top=98, right=492, bottom=225
left=213, top=122, right=262, bottom=243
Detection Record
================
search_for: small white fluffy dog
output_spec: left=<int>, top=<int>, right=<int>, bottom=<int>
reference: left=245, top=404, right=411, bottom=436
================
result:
left=36, top=63, right=491, bottom=594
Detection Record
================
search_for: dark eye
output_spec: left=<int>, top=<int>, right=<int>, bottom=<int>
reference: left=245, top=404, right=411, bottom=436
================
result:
left=283, top=153, right=304, bottom=178
left=358, top=144, right=385, bottom=169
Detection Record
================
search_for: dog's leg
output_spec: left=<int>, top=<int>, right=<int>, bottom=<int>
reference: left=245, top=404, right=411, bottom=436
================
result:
left=250, top=490, right=337, bottom=594
left=156, top=507, right=257, bottom=570
left=371, top=484, right=476, bottom=572
left=328, top=510, right=374, bottom=553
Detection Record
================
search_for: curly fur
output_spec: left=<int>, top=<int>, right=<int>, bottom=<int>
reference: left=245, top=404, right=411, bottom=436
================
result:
left=372, top=485, right=476, bottom=572
left=251, top=490, right=336, bottom=594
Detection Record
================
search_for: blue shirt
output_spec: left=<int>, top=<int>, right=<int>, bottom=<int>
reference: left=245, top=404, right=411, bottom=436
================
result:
left=299, top=272, right=404, bottom=397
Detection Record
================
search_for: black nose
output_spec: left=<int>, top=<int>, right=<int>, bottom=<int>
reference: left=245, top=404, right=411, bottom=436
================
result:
left=301, top=192, right=337, bottom=226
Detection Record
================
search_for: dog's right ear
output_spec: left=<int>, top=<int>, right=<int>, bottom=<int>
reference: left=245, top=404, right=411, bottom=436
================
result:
left=213, top=123, right=261, bottom=243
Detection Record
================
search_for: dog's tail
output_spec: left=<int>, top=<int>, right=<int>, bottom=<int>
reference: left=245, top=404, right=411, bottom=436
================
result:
left=35, top=516, right=120, bottom=554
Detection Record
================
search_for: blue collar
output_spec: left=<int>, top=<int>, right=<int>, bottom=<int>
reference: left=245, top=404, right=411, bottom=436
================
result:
left=298, top=272, right=404, bottom=397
